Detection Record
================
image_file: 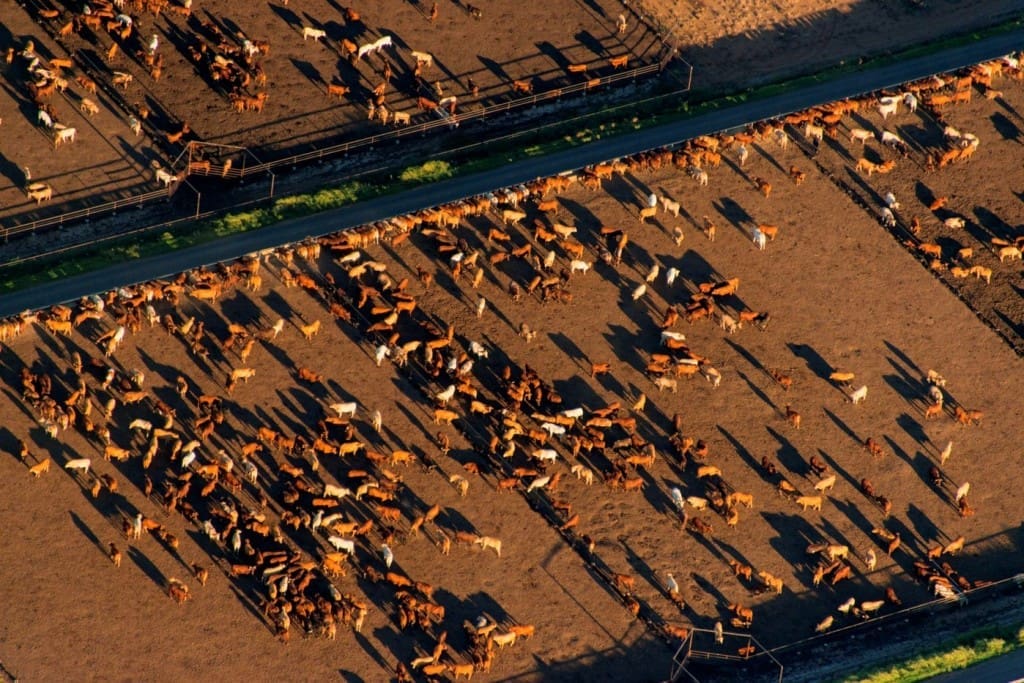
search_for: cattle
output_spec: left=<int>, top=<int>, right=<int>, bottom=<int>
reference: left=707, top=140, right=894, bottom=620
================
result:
left=80, top=98, right=100, bottom=116
left=433, top=408, right=457, bottom=424
left=475, top=535, right=502, bottom=557
left=327, top=83, right=350, bottom=98
left=26, top=182, right=53, bottom=204
left=784, top=404, right=801, bottom=429
left=302, top=27, right=327, bottom=41
left=300, top=320, right=321, bottom=340
left=795, top=495, right=822, bottom=511
left=849, top=128, right=873, bottom=143
left=28, top=458, right=51, bottom=477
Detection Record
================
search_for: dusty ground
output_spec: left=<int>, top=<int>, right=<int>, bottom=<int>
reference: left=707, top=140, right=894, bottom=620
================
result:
left=0, top=9, right=155, bottom=233
left=2, top=67, right=1024, bottom=682
left=0, top=0, right=663, bottom=231
left=4, top=0, right=1024, bottom=237
left=646, top=0, right=1024, bottom=92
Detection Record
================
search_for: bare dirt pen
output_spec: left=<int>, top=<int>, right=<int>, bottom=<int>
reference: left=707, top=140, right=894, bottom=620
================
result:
left=2, top=65, right=1024, bottom=681
left=0, top=9, right=153, bottom=230
left=0, top=0, right=663, bottom=231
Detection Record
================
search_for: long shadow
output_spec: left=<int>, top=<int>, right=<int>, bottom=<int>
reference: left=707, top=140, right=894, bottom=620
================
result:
left=69, top=509, right=107, bottom=558
left=882, top=340, right=922, bottom=378
left=127, top=545, right=168, bottom=588
left=814, top=447, right=857, bottom=494
left=830, top=497, right=877, bottom=550
left=712, top=197, right=755, bottom=236
left=883, top=434, right=916, bottom=470
left=991, top=111, right=1022, bottom=143
left=787, top=342, right=832, bottom=382
left=736, top=369, right=777, bottom=413
left=906, top=502, right=946, bottom=547
left=895, top=412, right=929, bottom=448
left=394, top=397, right=434, bottom=443
left=765, top=426, right=804, bottom=476
left=268, top=3, right=303, bottom=28
left=603, top=322, right=647, bottom=377
left=762, top=511, right=820, bottom=571
left=882, top=371, right=921, bottom=409
left=715, top=426, right=764, bottom=480
left=822, top=407, right=861, bottom=447
left=723, top=338, right=766, bottom=375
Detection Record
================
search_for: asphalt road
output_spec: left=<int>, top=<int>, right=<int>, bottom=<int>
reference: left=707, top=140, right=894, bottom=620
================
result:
left=932, top=648, right=1024, bottom=682
left=3, top=28, right=1024, bottom=317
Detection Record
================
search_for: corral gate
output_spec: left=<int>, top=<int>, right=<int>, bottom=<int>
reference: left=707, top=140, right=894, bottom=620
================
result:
left=668, top=628, right=783, bottom=683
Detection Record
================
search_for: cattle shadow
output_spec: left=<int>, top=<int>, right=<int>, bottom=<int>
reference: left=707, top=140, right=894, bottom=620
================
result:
left=822, top=407, right=862, bottom=447
left=882, top=340, right=922, bottom=378
left=477, top=55, right=510, bottom=83
left=991, top=111, right=1022, bottom=144
left=814, top=447, right=857, bottom=493
left=690, top=571, right=729, bottom=611
left=714, top=538, right=758, bottom=580
left=906, top=502, right=947, bottom=547
left=127, top=544, right=168, bottom=588
left=830, top=497, right=877, bottom=544
left=393, top=395, right=434, bottom=443
left=881, top=372, right=922, bottom=408
left=268, top=3, right=302, bottom=28
left=603, top=323, right=648, bottom=377
left=550, top=374, right=605, bottom=414
left=882, top=434, right=916, bottom=470
left=723, top=338, right=767, bottom=374
left=764, top=426, right=804, bottom=475
left=711, top=196, right=755, bottom=236
left=716, top=426, right=764, bottom=479
left=137, top=348, right=183, bottom=388
left=69, top=509, right=107, bottom=558
left=290, top=58, right=325, bottom=87
left=736, top=368, right=778, bottom=415
left=895, top=412, right=929, bottom=448
left=619, top=536, right=666, bottom=599
left=786, top=342, right=832, bottom=382
left=973, top=205, right=1012, bottom=240
left=762, top=511, right=820, bottom=570
left=913, top=179, right=943, bottom=208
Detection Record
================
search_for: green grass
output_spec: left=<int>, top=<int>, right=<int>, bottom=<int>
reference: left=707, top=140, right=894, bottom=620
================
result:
left=845, top=625, right=1024, bottom=683
left=2, top=15, right=1022, bottom=295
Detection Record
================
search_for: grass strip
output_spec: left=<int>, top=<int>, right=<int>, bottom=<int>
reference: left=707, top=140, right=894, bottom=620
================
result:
left=2, top=17, right=1021, bottom=295
left=844, top=624, right=1024, bottom=682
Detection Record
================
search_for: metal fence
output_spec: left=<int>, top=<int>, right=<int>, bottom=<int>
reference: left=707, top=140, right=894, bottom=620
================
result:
left=669, top=572, right=1024, bottom=682
left=179, top=60, right=676, bottom=181
left=1, top=185, right=179, bottom=243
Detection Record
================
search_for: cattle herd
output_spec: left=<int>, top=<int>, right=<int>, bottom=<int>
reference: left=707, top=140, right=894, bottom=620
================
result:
left=2, top=51, right=1024, bottom=681
left=5, top=0, right=654, bottom=206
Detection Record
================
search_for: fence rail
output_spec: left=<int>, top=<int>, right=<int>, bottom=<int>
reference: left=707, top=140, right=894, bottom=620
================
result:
left=184, top=61, right=671, bottom=180
left=6, top=0, right=687, bottom=244
left=1, top=186, right=177, bottom=242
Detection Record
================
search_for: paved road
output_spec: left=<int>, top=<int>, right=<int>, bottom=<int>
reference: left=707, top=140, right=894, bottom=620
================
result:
left=931, top=648, right=1024, bottom=682
left=3, top=28, right=1024, bottom=317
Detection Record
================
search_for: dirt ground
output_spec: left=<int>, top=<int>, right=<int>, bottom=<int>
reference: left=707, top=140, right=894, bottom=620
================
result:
left=4, top=0, right=1024, bottom=237
left=3, top=61, right=1024, bottom=682
left=0, top=0, right=663, bottom=230
left=0, top=9, right=154, bottom=232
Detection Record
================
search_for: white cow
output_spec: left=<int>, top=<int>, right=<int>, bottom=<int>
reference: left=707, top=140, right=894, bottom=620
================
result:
left=753, top=228, right=767, bottom=250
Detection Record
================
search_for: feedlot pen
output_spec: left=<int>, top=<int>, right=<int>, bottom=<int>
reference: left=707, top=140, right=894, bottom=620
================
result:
left=3, top=61, right=1024, bottom=682
left=0, top=0, right=670, bottom=232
